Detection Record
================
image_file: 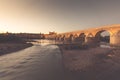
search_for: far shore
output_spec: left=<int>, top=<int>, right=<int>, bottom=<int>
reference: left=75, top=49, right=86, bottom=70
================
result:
left=0, top=43, right=33, bottom=56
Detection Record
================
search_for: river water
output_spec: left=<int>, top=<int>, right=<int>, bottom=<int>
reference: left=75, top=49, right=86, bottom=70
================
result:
left=0, top=40, right=66, bottom=80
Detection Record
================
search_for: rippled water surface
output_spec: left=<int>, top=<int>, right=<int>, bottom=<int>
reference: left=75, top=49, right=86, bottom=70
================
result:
left=0, top=40, right=65, bottom=80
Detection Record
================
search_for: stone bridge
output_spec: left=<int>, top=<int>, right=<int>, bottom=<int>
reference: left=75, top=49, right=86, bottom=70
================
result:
left=46, top=24, right=120, bottom=46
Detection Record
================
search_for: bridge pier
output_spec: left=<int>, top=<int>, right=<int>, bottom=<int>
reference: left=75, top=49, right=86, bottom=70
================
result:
left=86, top=37, right=95, bottom=43
left=85, top=37, right=99, bottom=47
left=110, top=35, right=120, bottom=46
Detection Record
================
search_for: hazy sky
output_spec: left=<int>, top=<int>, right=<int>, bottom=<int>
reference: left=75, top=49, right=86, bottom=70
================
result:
left=0, top=0, right=120, bottom=33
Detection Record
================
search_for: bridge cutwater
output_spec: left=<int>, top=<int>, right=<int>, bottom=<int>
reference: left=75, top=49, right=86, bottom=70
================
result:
left=45, top=24, right=120, bottom=46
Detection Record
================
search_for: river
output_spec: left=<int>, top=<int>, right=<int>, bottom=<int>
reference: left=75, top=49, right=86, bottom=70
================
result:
left=0, top=40, right=66, bottom=80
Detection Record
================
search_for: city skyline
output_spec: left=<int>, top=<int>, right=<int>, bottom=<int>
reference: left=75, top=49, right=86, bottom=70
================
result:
left=0, top=0, right=120, bottom=33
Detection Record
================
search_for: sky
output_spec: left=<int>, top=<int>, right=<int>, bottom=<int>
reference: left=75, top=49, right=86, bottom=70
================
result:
left=0, top=0, right=120, bottom=33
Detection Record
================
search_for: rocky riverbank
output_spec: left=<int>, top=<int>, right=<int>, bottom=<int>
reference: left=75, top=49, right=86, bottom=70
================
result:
left=0, top=43, right=33, bottom=56
left=59, top=44, right=120, bottom=80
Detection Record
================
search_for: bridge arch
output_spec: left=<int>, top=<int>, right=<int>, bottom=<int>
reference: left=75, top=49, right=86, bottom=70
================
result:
left=56, top=35, right=62, bottom=41
left=61, top=35, right=66, bottom=41
left=73, top=34, right=79, bottom=42
left=67, top=34, right=74, bottom=43
left=87, top=33, right=94, bottom=37
left=95, top=30, right=110, bottom=44
left=77, top=33, right=86, bottom=44
left=86, top=33, right=94, bottom=44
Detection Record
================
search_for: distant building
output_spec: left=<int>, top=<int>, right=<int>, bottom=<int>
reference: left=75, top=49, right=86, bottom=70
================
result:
left=44, top=32, right=57, bottom=39
left=49, top=31, right=57, bottom=35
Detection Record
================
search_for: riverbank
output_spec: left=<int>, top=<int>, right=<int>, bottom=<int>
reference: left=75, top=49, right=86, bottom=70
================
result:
left=59, top=44, right=120, bottom=80
left=0, top=43, right=33, bottom=56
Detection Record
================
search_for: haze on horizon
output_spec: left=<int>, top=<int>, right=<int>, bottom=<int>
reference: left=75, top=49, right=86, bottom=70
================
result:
left=0, top=0, right=120, bottom=34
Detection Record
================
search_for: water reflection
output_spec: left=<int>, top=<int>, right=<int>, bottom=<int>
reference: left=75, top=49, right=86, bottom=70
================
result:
left=100, top=42, right=111, bottom=48
left=30, top=39, right=56, bottom=45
